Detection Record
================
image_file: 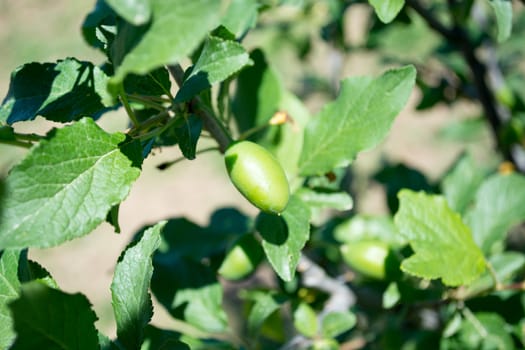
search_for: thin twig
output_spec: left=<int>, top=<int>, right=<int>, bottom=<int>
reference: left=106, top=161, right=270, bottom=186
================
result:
left=156, top=146, right=219, bottom=169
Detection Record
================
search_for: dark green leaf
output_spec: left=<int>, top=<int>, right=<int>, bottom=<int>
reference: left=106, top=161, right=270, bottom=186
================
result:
left=466, top=173, right=525, bottom=254
left=0, top=59, right=113, bottom=124
left=9, top=281, right=99, bottom=350
left=82, top=0, right=117, bottom=52
left=394, top=190, right=486, bottom=286
left=106, top=205, right=121, bottom=233
left=98, top=332, right=116, bottom=350
left=109, top=0, right=222, bottom=86
left=124, top=67, right=172, bottom=97
left=0, top=250, right=57, bottom=349
left=110, top=17, right=151, bottom=69
left=0, top=126, right=16, bottom=142
left=232, top=49, right=283, bottom=137
left=175, top=115, right=202, bottom=160
left=141, top=325, right=189, bottom=350
left=374, top=162, right=436, bottom=213
left=299, top=66, right=416, bottom=176
left=106, top=0, right=151, bottom=25
left=174, top=36, right=253, bottom=103
left=257, top=195, right=310, bottom=281
left=111, top=221, right=165, bottom=350
left=150, top=213, right=241, bottom=333
left=17, top=252, right=57, bottom=289
left=0, top=118, right=142, bottom=249
left=153, top=208, right=248, bottom=261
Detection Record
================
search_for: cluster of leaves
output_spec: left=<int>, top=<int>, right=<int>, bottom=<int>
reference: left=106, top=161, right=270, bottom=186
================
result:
left=0, top=0, right=525, bottom=349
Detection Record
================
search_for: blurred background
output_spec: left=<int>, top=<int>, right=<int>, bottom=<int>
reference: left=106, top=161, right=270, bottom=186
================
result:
left=0, top=0, right=513, bottom=337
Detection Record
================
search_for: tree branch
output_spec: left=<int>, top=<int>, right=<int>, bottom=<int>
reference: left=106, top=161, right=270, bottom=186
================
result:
left=406, top=0, right=525, bottom=172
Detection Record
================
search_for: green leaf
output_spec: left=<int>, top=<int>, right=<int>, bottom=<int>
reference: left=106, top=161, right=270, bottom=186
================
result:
left=368, top=0, right=405, bottom=23
left=106, top=0, right=151, bottom=25
left=109, top=0, right=222, bottom=86
left=0, top=118, right=142, bottom=249
left=82, top=0, right=117, bottom=52
left=394, top=190, right=486, bottom=286
left=124, top=67, right=172, bottom=97
left=98, top=331, right=117, bottom=350
left=153, top=209, right=248, bottom=261
left=232, top=49, right=283, bottom=137
left=441, top=153, right=489, bottom=214
left=0, top=250, right=58, bottom=349
left=0, top=126, right=16, bottom=142
left=179, top=336, right=235, bottom=350
left=242, top=291, right=285, bottom=336
left=142, top=325, right=189, bottom=350
left=269, top=91, right=309, bottom=180
left=488, top=0, right=513, bottom=42
left=299, top=65, right=416, bottom=176
left=9, top=281, right=99, bottom=350
left=369, top=14, right=440, bottom=63
left=111, top=221, right=165, bottom=350
left=438, top=117, right=486, bottom=142
left=152, top=258, right=224, bottom=333
left=334, top=214, right=405, bottom=247
left=0, top=59, right=113, bottom=124
left=295, top=188, right=353, bottom=211
left=0, top=250, right=21, bottom=349
left=382, top=282, right=401, bottom=309
left=151, top=217, right=233, bottom=334
left=175, top=115, right=202, bottom=160
left=174, top=36, right=253, bottom=103
left=321, top=311, right=356, bottom=338
left=257, top=195, right=310, bottom=281
left=441, top=312, right=515, bottom=349
left=374, top=162, right=436, bottom=213
left=221, top=0, right=258, bottom=37
left=293, top=302, right=318, bottom=337
left=463, top=252, right=525, bottom=298
left=173, top=281, right=228, bottom=334
left=17, top=252, right=57, bottom=289
left=466, top=173, right=525, bottom=255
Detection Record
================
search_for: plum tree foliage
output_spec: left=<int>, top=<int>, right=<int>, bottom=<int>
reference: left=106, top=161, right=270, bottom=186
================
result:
left=1, top=0, right=525, bottom=349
